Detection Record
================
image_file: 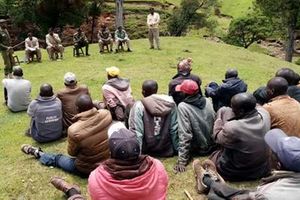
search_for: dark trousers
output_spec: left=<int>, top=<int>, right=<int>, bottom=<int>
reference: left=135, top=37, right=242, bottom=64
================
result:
left=204, top=176, right=251, bottom=200
left=75, top=41, right=89, bottom=55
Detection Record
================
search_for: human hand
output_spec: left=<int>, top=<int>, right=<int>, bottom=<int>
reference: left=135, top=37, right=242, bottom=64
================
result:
left=173, top=163, right=186, bottom=173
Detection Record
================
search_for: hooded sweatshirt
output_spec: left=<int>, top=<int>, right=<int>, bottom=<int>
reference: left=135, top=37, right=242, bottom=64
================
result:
left=27, top=95, right=62, bottom=143
left=102, top=78, right=134, bottom=121
left=88, top=157, right=168, bottom=200
left=129, top=94, right=178, bottom=157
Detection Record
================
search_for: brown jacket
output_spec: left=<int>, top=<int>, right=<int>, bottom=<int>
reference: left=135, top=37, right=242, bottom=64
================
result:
left=57, top=85, right=90, bottom=129
left=68, top=108, right=112, bottom=174
left=263, top=95, right=300, bottom=137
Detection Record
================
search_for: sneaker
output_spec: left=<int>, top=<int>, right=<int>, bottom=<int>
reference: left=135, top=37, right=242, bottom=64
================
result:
left=192, top=159, right=208, bottom=194
left=201, top=159, right=225, bottom=184
left=21, top=144, right=42, bottom=159
left=50, top=177, right=81, bottom=194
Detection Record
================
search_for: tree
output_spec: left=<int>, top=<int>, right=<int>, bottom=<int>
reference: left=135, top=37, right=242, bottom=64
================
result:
left=225, top=15, right=272, bottom=48
left=255, top=0, right=300, bottom=62
left=168, top=0, right=218, bottom=36
left=88, top=0, right=103, bottom=43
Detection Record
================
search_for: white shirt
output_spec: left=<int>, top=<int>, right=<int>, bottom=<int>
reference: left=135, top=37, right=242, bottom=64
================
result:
left=46, top=33, right=61, bottom=47
left=25, top=37, right=39, bottom=51
left=2, top=77, right=31, bottom=112
left=147, top=12, right=160, bottom=28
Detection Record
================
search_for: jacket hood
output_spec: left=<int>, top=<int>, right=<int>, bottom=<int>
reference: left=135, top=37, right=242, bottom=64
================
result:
left=141, top=94, right=175, bottom=116
left=183, top=93, right=206, bottom=109
left=36, top=95, right=57, bottom=102
left=106, top=78, right=130, bottom=91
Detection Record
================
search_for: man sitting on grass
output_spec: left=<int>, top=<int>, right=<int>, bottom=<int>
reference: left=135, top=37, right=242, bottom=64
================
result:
left=50, top=128, right=168, bottom=200
left=210, top=93, right=271, bottom=181
left=205, top=69, right=247, bottom=112
left=2, top=66, right=31, bottom=112
left=27, top=83, right=62, bottom=143
left=168, top=58, right=202, bottom=105
left=102, top=66, right=134, bottom=122
left=263, top=77, right=300, bottom=138
left=57, top=72, right=90, bottom=133
left=21, top=94, right=112, bottom=176
left=129, top=80, right=178, bottom=157
left=174, top=80, right=215, bottom=173
left=192, top=159, right=300, bottom=200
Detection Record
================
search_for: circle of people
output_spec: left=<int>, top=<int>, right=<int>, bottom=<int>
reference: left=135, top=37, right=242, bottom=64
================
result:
left=3, top=56, right=300, bottom=200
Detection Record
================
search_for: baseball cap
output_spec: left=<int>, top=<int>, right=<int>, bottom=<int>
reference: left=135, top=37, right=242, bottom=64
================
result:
left=177, top=58, right=192, bottom=75
left=109, top=128, right=140, bottom=161
left=64, top=72, right=77, bottom=85
left=106, top=66, right=120, bottom=77
left=265, top=129, right=300, bottom=172
left=175, top=80, right=199, bottom=95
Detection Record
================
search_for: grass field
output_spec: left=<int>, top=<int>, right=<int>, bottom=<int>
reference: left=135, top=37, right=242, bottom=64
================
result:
left=220, top=0, right=253, bottom=18
left=0, top=36, right=298, bottom=200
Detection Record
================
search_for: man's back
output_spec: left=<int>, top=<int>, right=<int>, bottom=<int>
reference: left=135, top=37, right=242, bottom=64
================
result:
left=68, top=108, right=112, bottom=174
left=129, top=94, right=178, bottom=157
left=263, top=95, right=300, bottom=137
left=27, top=95, right=62, bottom=142
left=213, top=107, right=271, bottom=181
left=57, top=85, right=89, bottom=129
left=177, top=98, right=215, bottom=157
left=2, top=77, right=31, bottom=112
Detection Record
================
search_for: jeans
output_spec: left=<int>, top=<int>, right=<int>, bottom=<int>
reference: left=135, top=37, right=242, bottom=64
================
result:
left=39, top=153, right=82, bottom=175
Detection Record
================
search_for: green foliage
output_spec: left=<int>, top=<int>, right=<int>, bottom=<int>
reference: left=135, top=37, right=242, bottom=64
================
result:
left=255, top=0, right=300, bottom=61
left=296, top=58, right=300, bottom=65
left=167, top=0, right=218, bottom=36
left=220, top=0, right=253, bottom=18
left=225, top=14, right=272, bottom=48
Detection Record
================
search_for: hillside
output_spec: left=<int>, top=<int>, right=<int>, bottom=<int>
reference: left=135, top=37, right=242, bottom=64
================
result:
left=0, top=37, right=298, bottom=199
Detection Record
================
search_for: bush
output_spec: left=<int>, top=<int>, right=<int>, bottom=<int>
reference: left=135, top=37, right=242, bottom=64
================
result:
left=225, top=14, right=272, bottom=48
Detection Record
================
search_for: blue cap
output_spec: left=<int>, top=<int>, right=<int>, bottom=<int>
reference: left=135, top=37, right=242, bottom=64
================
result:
left=265, top=129, right=300, bottom=172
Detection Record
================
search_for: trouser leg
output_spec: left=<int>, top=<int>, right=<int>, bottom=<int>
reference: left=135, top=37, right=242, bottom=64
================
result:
left=153, top=28, right=160, bottom=49
left=149, top=29, right=154, bottom=48
left=47, top=47, right=54, bottom=60
left=85, top=43, right=89, bottom=55
left=2, top=50, right=13, bottom=75
left=36, top=49, right=42, bottom=61
left=58, top=45, right=64, bottom=58
left=75, top=44, right=80, bottom=56
left=204, top=176, right=250, bottom=200
left=39, top=153, right=79, bottom=174
left=126, top=40, right=131, bottom=50
left=25, top=50, right=30, bottom=63
left=109, top=40, right=113, bottom=51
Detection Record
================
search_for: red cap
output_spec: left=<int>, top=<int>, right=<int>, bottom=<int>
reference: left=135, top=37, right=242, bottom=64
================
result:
left=175, top=80, right=199, bottom=95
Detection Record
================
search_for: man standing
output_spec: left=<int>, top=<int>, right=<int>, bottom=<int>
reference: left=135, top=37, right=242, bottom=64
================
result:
left=46, top=28, right=64, bottom=60
left=21, top=94, right=112, bottom=176
left=263, top=77, right=300, bottom=137
left=57, top=72, right=90, bottom=132
left=102, top=66, right=134, bottom=121
left=25, top=32, right=41, bottom=63
left=73, top=28, right=89, bottom=56
left=0, top=19, right=15, bottom=77
left=147, top=8, right=160, bottom=50
left=27, top=83, right=63, bottom=143
left=129, top=80, right=178, bottom=157
left=2, top=66, right=31, bottom=112
left=98, top=25, right=113, bottom=53
left=211, top=93, right=271, bottom=181
left=174, top=80, right=216, bottom=173
left=115, top=26, right=132, bottom=52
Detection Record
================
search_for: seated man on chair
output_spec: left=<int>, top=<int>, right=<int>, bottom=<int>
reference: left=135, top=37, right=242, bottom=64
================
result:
left=98, top=25, right=113, bottom=53
left=73, top=28, right=89, bottom=56
left=46, top=28, right=64, bottom=60
left=25, top=32, right=41, bottom=63
left=115, top=26, right=132, bottom=52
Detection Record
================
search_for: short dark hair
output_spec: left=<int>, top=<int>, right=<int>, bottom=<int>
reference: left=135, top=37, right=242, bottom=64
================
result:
left=39, top=84, right=54, bottom=97
left=13, top=66, right=23, bottom=77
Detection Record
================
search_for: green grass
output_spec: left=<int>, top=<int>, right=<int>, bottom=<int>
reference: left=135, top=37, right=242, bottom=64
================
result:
left=220, top=0, right=253, bottom=18
left=0, top=36, right=299, bottom=200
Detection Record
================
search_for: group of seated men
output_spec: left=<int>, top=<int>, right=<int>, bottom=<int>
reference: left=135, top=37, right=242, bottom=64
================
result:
left=23, top=26, right=132, bottom=63
left=3, top=57, right=300, bottom=199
